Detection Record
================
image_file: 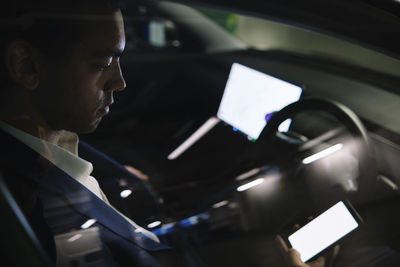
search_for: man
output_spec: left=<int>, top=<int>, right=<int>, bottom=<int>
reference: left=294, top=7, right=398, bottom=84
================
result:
left=0, top=1, right=180, bottom=266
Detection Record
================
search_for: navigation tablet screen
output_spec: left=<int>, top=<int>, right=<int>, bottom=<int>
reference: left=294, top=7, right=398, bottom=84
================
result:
left=217, top=63, right=302, bottom=140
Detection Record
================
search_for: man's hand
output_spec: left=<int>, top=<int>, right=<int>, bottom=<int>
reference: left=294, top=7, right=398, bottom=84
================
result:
left=124, top=165, right=149, bottom=182
left=275, top=235, right=326, bottom=267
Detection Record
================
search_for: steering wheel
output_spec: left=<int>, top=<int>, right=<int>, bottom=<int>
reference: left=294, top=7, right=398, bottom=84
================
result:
left=261, top=97, right=370, bottom=144
left=258, top=97, right=379, bottom=206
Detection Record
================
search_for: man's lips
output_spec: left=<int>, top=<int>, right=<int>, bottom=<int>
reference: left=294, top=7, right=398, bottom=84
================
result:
left=97, top=98, right=113, bottom=117
left=98, top=105, right=110, bottom=116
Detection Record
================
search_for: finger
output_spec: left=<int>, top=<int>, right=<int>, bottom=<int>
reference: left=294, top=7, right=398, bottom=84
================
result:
left=332, top=245, right=340, bottom=258
left=275, top=235, right=289, bottom=253
left=293, top=223, right=301, bottom=230
left=309, top=256, right=325, bottom=267
left=287, top=248, right=305, bottom=266
left=307, top=216, right=313, bottom=221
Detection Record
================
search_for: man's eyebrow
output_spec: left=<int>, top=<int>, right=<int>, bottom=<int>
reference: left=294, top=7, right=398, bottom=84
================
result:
left=93, top=48, right=124, bottom=58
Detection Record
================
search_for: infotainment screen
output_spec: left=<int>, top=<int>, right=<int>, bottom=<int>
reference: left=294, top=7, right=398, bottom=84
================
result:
left=217, top=63, right=302, bottom=140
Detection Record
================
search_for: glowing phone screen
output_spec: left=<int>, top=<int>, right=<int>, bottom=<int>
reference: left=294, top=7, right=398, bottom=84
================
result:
left=288, top=201, right=359, bottom=262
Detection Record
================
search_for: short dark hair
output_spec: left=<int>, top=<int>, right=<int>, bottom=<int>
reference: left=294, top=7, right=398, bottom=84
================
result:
left=0, top=0, right=124, bottom=88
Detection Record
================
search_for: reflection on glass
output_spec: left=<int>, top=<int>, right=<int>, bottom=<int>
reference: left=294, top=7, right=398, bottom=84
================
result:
left=302, top=143, right=343, bottom=164
left=237, top=178, right=264, bottom=192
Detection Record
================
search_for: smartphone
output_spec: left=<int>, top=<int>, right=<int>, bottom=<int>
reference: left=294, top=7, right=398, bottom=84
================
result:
left=288, top=201, right=362, bottom=262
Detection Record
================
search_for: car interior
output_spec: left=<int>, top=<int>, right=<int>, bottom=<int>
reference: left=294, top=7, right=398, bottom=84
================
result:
left=2, top=0, right=400, bottom=266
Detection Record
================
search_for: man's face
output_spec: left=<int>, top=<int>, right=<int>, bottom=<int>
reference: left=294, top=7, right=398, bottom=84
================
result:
left=34, top=10, right=126, bottom=133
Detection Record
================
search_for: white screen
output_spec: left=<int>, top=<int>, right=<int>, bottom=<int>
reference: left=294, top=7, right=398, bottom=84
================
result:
left=217, top=63, right=302, bottom=140
left=288, top=201, right=359, bottom=262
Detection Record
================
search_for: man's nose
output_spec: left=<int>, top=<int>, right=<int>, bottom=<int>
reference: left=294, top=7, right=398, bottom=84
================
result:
left=106, top=61, right=126, bottom=92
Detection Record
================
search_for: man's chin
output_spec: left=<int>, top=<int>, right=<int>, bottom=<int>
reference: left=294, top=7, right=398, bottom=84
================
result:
left=74, top=118, right=102, bottom=134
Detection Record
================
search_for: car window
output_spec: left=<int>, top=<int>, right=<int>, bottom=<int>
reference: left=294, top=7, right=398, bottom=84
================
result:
left=123, top=3, right=185, bottom=52
left=199, top=7, right=400, bottom=79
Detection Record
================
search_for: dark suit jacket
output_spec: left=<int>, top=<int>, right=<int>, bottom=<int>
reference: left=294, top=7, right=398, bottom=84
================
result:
left=0, top=129, right=180, bottom=266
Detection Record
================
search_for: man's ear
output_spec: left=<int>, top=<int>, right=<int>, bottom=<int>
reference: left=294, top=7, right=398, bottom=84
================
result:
left=5, top=40, right=41, bottom=90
